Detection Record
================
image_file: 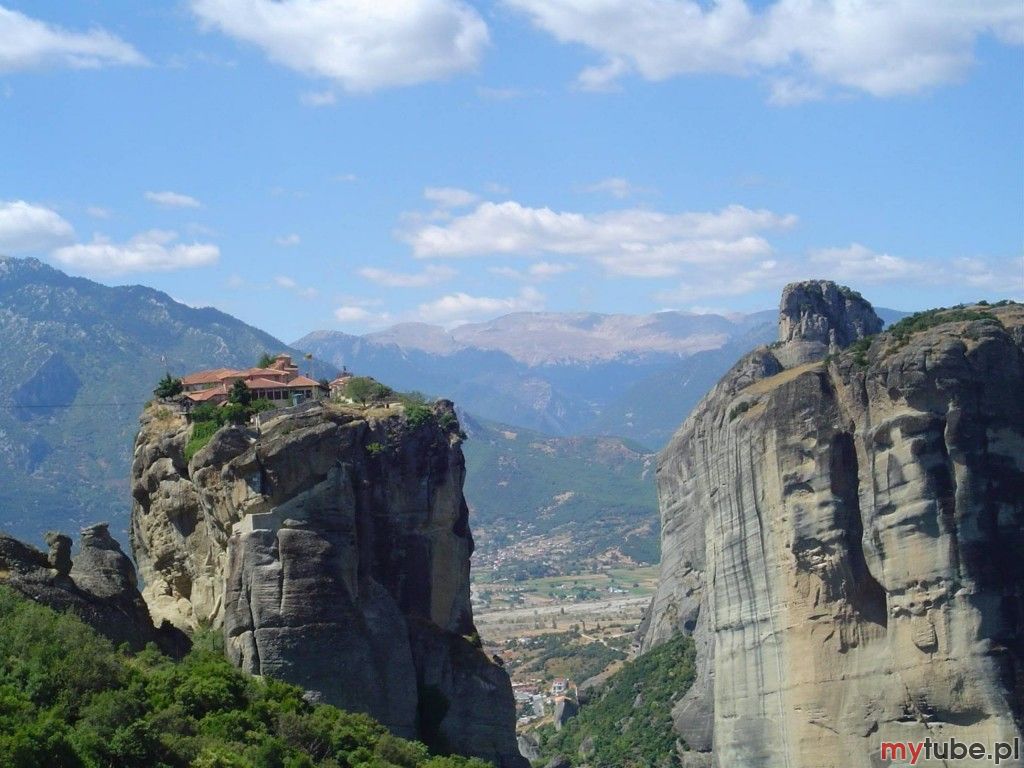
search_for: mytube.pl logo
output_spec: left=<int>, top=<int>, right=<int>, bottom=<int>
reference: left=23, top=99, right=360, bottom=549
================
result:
left=881, top=738, right=1020, bottom=765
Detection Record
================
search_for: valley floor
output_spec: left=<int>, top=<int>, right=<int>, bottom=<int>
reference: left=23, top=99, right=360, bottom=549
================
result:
left=471, top=565, right=659, bottom=728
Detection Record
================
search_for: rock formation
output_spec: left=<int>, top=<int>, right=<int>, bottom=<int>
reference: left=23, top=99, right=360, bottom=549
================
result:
left=130, top=399, right=527, bottom=768
left=643, top=283, right=1023, bottom=767
left=0, top=523, right=186, bottom=654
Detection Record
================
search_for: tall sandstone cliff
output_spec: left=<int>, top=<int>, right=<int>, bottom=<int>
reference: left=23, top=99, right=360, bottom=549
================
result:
left=643, top=281, right=1023, bottom=767
left=130, top=399, right=527, bottom=768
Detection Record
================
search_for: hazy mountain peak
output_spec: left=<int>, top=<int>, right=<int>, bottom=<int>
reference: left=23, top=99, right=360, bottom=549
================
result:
left=365, top=322, right=461, bottom=354
left=447, top=309, right=740, bottom=365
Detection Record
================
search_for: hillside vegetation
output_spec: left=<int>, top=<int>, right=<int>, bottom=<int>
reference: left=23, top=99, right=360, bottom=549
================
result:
left=534, top=633, right=696, bottom=768
left=0, top=586, right=487, bottom=768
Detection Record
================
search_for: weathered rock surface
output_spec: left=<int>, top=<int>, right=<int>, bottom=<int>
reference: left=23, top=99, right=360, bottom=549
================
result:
left=553, top=696, right=579, bottom=731
left=0, top=523, right=185, bottom=654
left=131, top=399, right=527, bottom=767
left=644, top=284, right=1023, bottom=767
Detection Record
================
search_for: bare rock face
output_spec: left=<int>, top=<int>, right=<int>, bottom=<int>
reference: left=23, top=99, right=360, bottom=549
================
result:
left=777, top=280, right=883, bottom=366
left=130, top=400, right=527, bottom=768
left=644, top=282, right=1023, bottom=767
left=0, top=524, right=184, bottom=653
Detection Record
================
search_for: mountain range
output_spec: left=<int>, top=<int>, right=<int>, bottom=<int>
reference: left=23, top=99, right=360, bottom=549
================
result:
left=297, top=311, right=782, bottom=446
left=0, top=256, right=902, bottom=564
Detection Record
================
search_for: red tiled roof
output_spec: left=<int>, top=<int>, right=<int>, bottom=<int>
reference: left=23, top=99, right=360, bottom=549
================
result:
left=287, top=375, right=321, bottom=387
left=245, top=378, right=290, bottom=389
left=186, top=385, right=228, bottom=401
left=241, top=367, right=287, bottom=378
left=330, top=375, right=353, bottom=386
left=182, top=368, right=236, bottom=385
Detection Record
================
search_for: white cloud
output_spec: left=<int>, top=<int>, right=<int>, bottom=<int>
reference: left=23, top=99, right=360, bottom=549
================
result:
left=506, top=0, right=1024, bottom=100
left=404, top=200, right=796, bottom=277
left=655, top=244, right=1021, bottom=303
left=809, top=243, right=1018, bottom=291
left=86, top=205, right=111, bottom=219
left=529, top=261, right=575, bottom=279
left=358, top=264, right=456, bottom=288
left=191, top=0, right=489, bottom=92
left=489, top=261, right=576, bottom=281
left=656, top=258, right=796, bottom=302
left=274, top=274, right=318, bottom=298
left=415, top=286, right=544, bottom=326
left=145, top=190, right=202, bottom=209
left=476, top=85, right=542, bottom=101
left=334, top=173, right=358, bottom=183
left=580, top=177, right=645, bottom=199
left=274, top=275, right=297, bottom=289
left=809, top=243, right=931, bottom=283
left=335, top=305, right=374, bottom=322
left=0, top=6, right=147, bottom=72
left=0, top=200, right=74, bottom=253
left=51, top=230, right=219, bottom=274
left=300, top=89, right=336, bottom=107
left=275, top=233, right=301, bottom=247
left=423, top=186, right=479, bottom=209
left=577, top=56, right=629, bottom=92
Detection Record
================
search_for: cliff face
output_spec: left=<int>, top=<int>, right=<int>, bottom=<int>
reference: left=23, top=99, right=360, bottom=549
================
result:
left=131, top=400, right=527, bottom=768
left=644, top=283, right=1023, bottom=768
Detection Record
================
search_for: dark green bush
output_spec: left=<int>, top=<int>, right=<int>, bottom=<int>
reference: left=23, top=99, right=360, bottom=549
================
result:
left=848, top=335, right=875, bottom=367
left=154, top=374, right=184, bottom=399
left=728, top=401, right=752, bottom=421
left=887, top=308, right=1000, bottom=343
left=436, top=412, right=458, bottom=432
left=405, top=404, right=435, bottom=429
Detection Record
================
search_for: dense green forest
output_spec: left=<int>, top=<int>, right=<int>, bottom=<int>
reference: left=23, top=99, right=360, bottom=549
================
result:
left=0, top=587, right=487, bottom=768
left=534, top=633, right=696, bottom=768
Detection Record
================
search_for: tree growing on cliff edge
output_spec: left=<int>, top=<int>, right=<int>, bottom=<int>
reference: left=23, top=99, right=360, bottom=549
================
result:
left=154, top=373, right=183, bottom=399
left=343, top=376, right=392, bottom=406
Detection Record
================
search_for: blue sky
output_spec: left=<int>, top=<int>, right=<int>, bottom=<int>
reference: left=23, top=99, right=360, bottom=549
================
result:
left=1, top=1, right=1022, bottom=342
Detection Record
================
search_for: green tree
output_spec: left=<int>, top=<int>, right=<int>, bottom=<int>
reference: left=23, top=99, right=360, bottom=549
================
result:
left=343, top=377, right=376, bottom=405
left=257, top=352, right=276, bottom=369
left=228, top=379, right=252, bottom=406
left=154, top=373, right=183, bottom=399
left=370, top=382, right=393, bottom=403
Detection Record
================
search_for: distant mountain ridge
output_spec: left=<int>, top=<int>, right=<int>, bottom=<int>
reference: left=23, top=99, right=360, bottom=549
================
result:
left=299, top=306, right=906, bottom=447
left=0, top=256, right=336, bottom=542
left=298, top=311, right=779, bottom=444
left=363, top=310, right=776, bottom=365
